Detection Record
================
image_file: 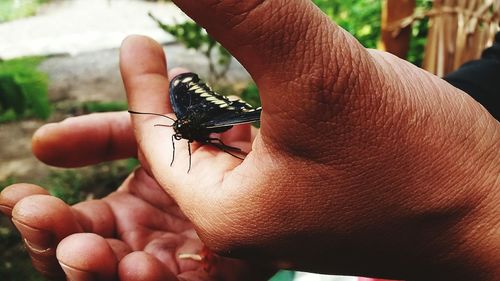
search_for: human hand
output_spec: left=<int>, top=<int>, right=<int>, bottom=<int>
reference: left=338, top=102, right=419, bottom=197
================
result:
left=123, top=1, right=499, bottom=280
left=0, top=115, right=272, bottom=281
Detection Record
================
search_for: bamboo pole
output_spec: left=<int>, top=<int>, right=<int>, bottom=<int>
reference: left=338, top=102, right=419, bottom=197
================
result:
left=423, top=0, right=500, bottom=76
left=380, top=0, right=416, bottom=58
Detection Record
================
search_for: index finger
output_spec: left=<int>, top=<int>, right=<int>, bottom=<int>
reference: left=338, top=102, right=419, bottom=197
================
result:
left=120, top=36, right=244, bottom=212
left=32, top=112, right=137, bottom=168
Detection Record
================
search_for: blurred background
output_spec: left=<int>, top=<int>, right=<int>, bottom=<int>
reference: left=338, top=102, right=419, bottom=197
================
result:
left=0, top=0, right=498, bottom=280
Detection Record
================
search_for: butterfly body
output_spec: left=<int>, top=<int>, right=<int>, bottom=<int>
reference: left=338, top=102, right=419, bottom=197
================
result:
left=171, top=114, right=231, bottom=143
left=129, top=72, right=261, bottom=171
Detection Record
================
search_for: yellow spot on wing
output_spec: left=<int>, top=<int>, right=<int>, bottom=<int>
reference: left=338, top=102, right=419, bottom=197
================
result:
left=227, top=96, right=241, bottom=102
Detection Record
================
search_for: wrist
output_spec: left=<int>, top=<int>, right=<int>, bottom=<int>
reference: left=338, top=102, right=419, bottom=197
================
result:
left=452, top=135, right=499, bottom=280
left=419, top=115, right=499, bottom=280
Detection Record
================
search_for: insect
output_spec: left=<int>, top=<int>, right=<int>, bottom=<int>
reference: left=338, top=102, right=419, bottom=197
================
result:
left=129, top=72, right=262, bottom=172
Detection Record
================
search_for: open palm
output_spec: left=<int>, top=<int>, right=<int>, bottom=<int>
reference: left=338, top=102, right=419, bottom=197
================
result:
left=1, top=165, right=271, bottom=281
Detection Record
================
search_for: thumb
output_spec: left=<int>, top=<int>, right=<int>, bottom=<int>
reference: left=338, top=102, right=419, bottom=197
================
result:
left=172, top=0, right=378, bottom=143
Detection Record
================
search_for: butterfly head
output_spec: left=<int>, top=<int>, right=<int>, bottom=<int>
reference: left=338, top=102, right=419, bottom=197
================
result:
left=172, top=118, right=197, bottom=141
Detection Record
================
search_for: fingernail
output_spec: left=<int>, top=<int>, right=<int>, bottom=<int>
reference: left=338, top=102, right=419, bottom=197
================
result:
left=12, top=219, right=54, bottom=251
left=60, top=263, right=97, bottom=281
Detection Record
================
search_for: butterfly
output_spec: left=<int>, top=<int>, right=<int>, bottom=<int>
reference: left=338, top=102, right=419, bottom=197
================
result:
left=129, top=72, right=262, bottom=172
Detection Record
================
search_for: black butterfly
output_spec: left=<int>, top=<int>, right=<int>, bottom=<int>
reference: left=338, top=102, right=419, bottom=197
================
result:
left=129, top=72, right=262, bottom=172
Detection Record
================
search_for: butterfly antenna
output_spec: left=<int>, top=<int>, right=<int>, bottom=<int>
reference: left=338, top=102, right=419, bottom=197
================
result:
left=128, top=110, right=176, bottom=122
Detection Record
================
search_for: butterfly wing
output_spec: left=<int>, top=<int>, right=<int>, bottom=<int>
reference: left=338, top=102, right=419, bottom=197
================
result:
left=202, top=107, right=261, bottom=128
left=170, top=72, right=261, bottom=129
left=169, top=72, right=200, bottom=119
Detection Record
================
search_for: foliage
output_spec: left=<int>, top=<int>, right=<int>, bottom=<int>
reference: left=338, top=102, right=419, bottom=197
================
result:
left=0, top=219, right=46, bottom=281
left=149, top=13, right=232, bottom=83
left=0, top=177, right=16, bottom=192
left=0, top=0, right=50, bottom=23
left=240, top=82, right=261, bottom=108
left=313, top=0, right=382, bottom=49
left=0, top=57, right=51, bottom=122
left=313, top=0, right=430, bottom=66
left=81, top=101, right=128, bottom=114
left=44, top=158, right=139, bottom=205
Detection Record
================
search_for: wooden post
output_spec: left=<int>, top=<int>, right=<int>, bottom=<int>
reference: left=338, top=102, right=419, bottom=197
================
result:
left=380, top=0, right=416, bottom=59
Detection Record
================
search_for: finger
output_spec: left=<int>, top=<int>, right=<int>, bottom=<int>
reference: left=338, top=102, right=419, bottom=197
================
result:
left=251, top=126, right=259, bottom=142
left=32, top=111, right=137, bottom=168
left=121, top=36, right=235, bottom=198
left=121, top=35, right=180, bottom=173
left=118, top=251, right=176, bottom=281
left=119, top=167, right=181, bottom=215
left=143, top=233, right=184, bottom=275
left=72, top=199, right=116, bottom=237
left=107, top=238, right=133, bottom=261
left=121, top=35, right=170, bottom=115
left=169, top=67, right=190, bottom=79
left=175, top=236, right=205, bottom=273
left=12, top=195, right=83, bottom=243
left=102, top=191, right=192, bottom=250
left=56, top=233, right=119, bottom=281
left=11, top=194, right=82, bottom=279
left=177, top=270, right=217, bottom=281
left=0, top=183, right=49, bottom=217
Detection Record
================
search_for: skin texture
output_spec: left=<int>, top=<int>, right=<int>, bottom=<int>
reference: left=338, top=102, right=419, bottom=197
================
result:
left=1, top=0, right=499, bottom=280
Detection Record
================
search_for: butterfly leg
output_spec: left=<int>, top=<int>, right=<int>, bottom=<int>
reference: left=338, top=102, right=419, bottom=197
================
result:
left=204, top=138, right=246, bottom=160
left=209, top=142, right=245, bottom=160
left=170, top=134, right=176, bottom=166
left=206, top=138, right=242, bottom=152
left=154, top=124, right=173, bottom=128
left=187, top=141, right=192, bottom=173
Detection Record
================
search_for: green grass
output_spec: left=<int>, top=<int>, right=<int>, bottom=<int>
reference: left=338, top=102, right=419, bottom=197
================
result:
left=42, top=158, right=139, bottom=204
left=0, top=56, right=51, bottom=122
left=81, top=101, right=128, bottom=113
